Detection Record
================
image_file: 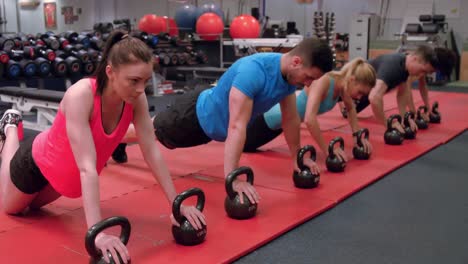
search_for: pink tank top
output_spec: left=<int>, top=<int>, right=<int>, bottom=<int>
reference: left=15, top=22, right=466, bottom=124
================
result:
left=32, top=78, right=134, bottom=198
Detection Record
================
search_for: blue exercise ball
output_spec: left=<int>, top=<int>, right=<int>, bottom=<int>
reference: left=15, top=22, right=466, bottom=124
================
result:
left=196, top=3, right=224, bottom=21
left=175, top=4, right=198, bottom=31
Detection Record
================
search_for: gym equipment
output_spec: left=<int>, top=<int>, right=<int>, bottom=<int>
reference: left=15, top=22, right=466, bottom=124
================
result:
left=85, top=216, right=131, bottom=264
left=384, top=114, right=404, bottom=145
left=164, top=17, right=179, bottom=37
left=138, top=14, right=166, bottom=35
left=352, top=128, right=370, bottom=160
left=196, top=3, right=224, bottom=21
left=0, top=51, right=9, bottom=64
left=399, top=14, right=449, bottom=53
left=0, top=36, right=16, bottom=51
left=429, top=101, right=441, bottom=123
left=64, top=56, right=82, bottom=75
left=415, top=106, right=429, bottom=129
left=34, top=46, right=56, bottom=61
left=51, top=57, right=68, bottom=77
left=326, top=137, right=346, bottom=172
left=5, top=60, right=21, bottom=79
left=293, top=145, right=320, bottom=189
left=82, top=61, right=95, bottom=75
left=196, top=13, right=224, bottom=41
left=230, top=15, right=260, bottom=39
left=61, top=31, right=91, bottom=48
left=225, top=166, right=257, bottom=220
left=172, top=187, right=207, bottom=246
left=403, top=111, right=417, bottom=139
left=175, top=4, right=198, bottom=31
left=34, top=57, right=51, bottom=77
left=64, top=45, right=90, bottom=63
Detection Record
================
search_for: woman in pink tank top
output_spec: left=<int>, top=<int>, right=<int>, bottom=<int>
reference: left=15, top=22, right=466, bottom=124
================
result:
left=0, top=30, right=206, bottom=262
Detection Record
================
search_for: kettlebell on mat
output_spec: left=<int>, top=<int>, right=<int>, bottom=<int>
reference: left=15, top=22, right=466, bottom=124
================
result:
left=172, top=187, right=207, bottom=246
left=429, top=101, right=441, bottom=123
left=85, top=216, right=131, bottom=264
left=293, top=145, right=320, bottom=189
left=326, top=137, right=346, bottom=172
left=403, top=111, right=417, bottom=140
left=415, top=105, right=429, bottom=129
left=384, top=114, right=404, bottom=145
left=225, top=166, right=257, bottom=220
left=352, top=128, right=371, bottom=160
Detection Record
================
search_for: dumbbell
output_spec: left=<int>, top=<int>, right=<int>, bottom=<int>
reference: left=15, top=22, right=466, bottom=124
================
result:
left=34, top=46, right=56, bottom=61
left=5, top=60, right=22, bottom=79
left=51, top=57, right=67, bottom=77
left=86, top=49, right=100, bottom=62
left=0, top=36, right=16, bottom=51
left=64, top=45, right=90, bottom=63
left=37, top=34, right=60, bottom=50
left=61, top=31, right=91, bottom=48
left=8, top=46, right=36, bottom=61
left=34, top=57, right=51, bottom=77
left=64, top=56, right=82, bottom=75
left=0, top=51, right=10, bottom=64
left=82, top=61, right=95, bottom=75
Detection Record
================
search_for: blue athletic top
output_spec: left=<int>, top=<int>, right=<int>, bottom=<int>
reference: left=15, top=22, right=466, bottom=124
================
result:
left=264, top=77, right=338, bottom=130
left=196, top=53, right=296, bottom=141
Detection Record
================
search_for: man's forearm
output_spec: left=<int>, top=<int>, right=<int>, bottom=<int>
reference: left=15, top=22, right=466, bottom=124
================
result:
left=371, top=98, right=386, bottom=127
left=282, top=117, right=301, bottom=160
left=224, top=128, right=246, bottom=177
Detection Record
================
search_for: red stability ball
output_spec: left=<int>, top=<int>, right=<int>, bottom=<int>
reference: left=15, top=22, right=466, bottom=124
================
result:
left=230, top=15, right=260, bottom=39
left=138, top=14, right=166, bottom=35
left=196, top=12, right=224, bottom=41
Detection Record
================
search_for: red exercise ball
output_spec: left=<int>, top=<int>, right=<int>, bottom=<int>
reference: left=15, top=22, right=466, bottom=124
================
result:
left=164, top=17, right=179, bottom=37
left=230, top=15, right=260, bottom=39
left=196, top=12, right=224, bottom=41
left=138, top=14, right=166, bottom=35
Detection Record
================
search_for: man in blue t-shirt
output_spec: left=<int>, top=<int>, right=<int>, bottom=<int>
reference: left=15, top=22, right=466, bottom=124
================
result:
left=115, top=38, right=333, bottom=204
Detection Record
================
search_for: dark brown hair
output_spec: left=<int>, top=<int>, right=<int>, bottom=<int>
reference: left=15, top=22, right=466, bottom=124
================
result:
left=288, top=38, right=333, bottom=73
left=93, top=30, right=153, bottom=94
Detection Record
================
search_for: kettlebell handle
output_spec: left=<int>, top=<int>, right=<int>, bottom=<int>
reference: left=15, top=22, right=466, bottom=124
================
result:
left=355, top=128, right=369, bottom=147
left=404, top=111, right=415, bottom=126
left=432, top=101, right=439, bottom=114
left=297, top=145, right=317, bottom=171
left=172, top=187, right=205, bottom=224
left=85, top=216, right=131, bottom=259
left=225, top=166, right=254, bottom=200
left=417, top=105, right=428, bottom=117
left=328, top=137, right=344, bottom=159
left=386, top=114, right=402, bottom=130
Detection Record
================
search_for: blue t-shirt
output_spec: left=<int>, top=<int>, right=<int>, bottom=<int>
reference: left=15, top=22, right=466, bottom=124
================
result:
left=264, top=77, right=338, bottom=130
left=196, top=53, right=296, bottom=141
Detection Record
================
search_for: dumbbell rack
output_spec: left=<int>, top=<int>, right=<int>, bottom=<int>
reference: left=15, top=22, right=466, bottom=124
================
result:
left=313, top=12, right=337, bottom=68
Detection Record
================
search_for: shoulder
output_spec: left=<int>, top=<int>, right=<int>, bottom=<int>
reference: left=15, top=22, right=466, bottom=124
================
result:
left=62, top=78, right=94, bottom=110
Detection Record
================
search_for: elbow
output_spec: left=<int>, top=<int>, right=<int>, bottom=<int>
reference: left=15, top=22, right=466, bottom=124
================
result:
left=369, top=94, right=380, bottom=105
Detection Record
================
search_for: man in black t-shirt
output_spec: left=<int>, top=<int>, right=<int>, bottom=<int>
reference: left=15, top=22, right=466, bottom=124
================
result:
left=340, top=45, right=455, bottom=132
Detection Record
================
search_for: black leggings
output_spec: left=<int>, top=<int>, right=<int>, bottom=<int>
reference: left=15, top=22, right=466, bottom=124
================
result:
left=243, top=115, right=283, bottom=152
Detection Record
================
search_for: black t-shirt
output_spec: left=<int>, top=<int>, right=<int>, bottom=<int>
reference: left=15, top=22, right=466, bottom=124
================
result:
left=368, top=52, right=409, bottom=91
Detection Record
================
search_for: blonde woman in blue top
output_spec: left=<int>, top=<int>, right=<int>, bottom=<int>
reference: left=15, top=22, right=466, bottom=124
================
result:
left=244, top=58, right=377, bottom=164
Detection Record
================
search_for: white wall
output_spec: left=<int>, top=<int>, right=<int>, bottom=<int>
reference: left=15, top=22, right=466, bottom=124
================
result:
left=12, top=0, right=95, bottom=34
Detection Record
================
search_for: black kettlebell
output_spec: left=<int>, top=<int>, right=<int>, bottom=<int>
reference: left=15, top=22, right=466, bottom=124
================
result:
left=403, top=111, right=417, bottom=140
left=384, top=114, right=404, bottom=145
left=85, top=216, right=131, bottom=264
left=352, top=128, right=370, bottom=160
left=429, top=101, right=441, bottom=123
left=415, top=105, right=429, bottom=129
left=171, top=187, right=207, bottom=246
left=293, top=145, right=320, bottom=189
left=326, top=137, right=346, bottom=172
left=225, top=166, right=257, bottom=220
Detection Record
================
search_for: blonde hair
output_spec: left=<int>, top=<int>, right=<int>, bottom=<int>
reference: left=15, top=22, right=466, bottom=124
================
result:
left=328, top=58, right=376, bottom=88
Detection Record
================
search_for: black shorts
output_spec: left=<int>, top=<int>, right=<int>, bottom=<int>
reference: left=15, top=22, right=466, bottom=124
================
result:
left=243, top=115, right=283, bottom=152
left=153, top=89, right=212, bottom=149
left=355, top=97, right=370, bottom=113
left=10, top=136, right=49, bottom=194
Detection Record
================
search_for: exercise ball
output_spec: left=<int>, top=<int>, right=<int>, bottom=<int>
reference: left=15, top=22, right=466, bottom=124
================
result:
left=138, top=14, right=166, bottom=34
left=197, top=3, right=224, bottom=21
left=164, top=17, right=179, bottom=37
left=175, top=4, right=198, bottom=31
left=196, top=12, right=224, bottom=41
left=230, top=15, right=260, bottom=38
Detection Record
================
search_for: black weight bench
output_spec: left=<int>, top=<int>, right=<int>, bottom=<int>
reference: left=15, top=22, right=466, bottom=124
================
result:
left=0, top=87, right=64, bottom=131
